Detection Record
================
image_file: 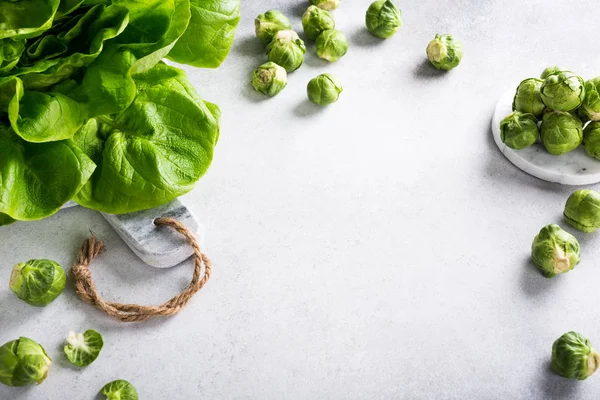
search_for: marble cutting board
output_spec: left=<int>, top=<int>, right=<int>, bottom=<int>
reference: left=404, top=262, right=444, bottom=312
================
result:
left=62, top=200, right=202, bottom=268
left=492, top=86, right=600, bottom=185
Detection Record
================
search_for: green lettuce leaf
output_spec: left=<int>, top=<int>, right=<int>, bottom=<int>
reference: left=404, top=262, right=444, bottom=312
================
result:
left=112, top=0, right=191, bottom=73
left=1, top=76, right=86, bottom=142
left=0, top=0, right=60, bottom=40
left=17, top=4, right=130, bottom=91
left=167, top=0, right=240, bottom=68
left=74, top=63, right=219, bottom=213
left=0, top=39, right=26, bottom=75
left=0, top=123, right=96, bottom=222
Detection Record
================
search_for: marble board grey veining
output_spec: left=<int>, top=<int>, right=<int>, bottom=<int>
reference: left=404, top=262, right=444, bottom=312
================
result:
left=101, top=200, right=202, bottom=268
left=492, top=86, right=600, bottom=185
left=60, top=199, right=201, bottom=268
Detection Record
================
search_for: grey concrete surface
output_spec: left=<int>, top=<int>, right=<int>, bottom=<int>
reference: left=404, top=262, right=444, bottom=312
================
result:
left=2, top=0, right=600, bottom=398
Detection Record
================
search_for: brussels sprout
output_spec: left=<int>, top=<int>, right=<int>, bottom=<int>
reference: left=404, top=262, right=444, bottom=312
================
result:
left=315, top=29, right=348, bottom=62
left=512, top=78, right=545, bottom=118
left=564, top=190, right=600, bottom=233
left=552, top=332, right=600, bottom=380
left=499, top=111, right=538, bottom=150
left=64, top=330, right=104, bottom=367
left=302, top=6, right=335, bottom=40
left=540, top=71, right=585, bottom=112
left=251, top=62, right=287, bottom=97
left=541, top=66, right=562, bottom=80
left=309, top=0, right=340, bottom=11
left=102, top=380, right=139, bottom=400
left=255, top=10, right=292, bottom=43
left=531, top=224, right=580, bottom=278
left=9, top=259, right=66, bottom=306
left=266, top=30, right=306, bottom=73
left=426, top=34, right=463, bottom=71
left=583, top=122, right=600, bottom=160
left=0, top=337, right=52, bottom=387
left=307, top=73, right=343, bottom=106
left=365, top=0, right=402, bottom=39
left=540, top=110, right=583, bottom=155
left=580, top=78, right=600, bottom=121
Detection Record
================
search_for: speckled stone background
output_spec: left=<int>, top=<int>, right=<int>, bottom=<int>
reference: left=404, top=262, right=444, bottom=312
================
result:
left=2, top=1, right=600, bottom=399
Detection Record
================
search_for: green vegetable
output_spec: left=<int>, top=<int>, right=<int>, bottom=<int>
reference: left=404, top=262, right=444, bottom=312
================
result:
left=0, top=123, right=95, bottom=223
left=531, top=224, right=580, bottom=278
left=583, top=122, right=600, bottom=160
left=254, top=10, right=292, bottom=43
left=307, top=73, right=343, bottom=106
left=73, top=63, right=220, bottom=214
left=426, top=34, right=463, bottom=71
left=365, top=0, right=402, bottom=39
left=167, top=0, right=240, bottom=68
left=251, top=62, right=287, bottom=97
left=302, top=6, right=335, bottom=41
left=315, top=29, right=348, bottom=62
left=102, top=380, right=139, bottom=400
left=0, top=337, right=52, bottom=387
left=564, top=190, right=600, bottom=233
left=552, top=332, right=600, bottom=380
left=0, top=0, right=239, bottom=225
left=512, top=78, right=545, bottom=118
left=0, top=0, right=60, bottom=40
left=309, top=0, right=340, bottom=11
left=266, top=30, right=306, bottom=73
left=541, top=66, right=562, bottom=80
left=540, top=110, right=583, bottom=155
left=64, top=330, right=104, bottom=367
left=580, top=78, right=600, bottom=121
left=9, top=259, right=66, bottom=306
left=499, top=111, right=539, bottom=150
left=0, top=39, right=26, bottom=74
left=540, top=71, right=585, bottom=112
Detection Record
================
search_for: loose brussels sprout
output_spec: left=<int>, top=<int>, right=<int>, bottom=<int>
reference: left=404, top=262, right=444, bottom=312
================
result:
left=552, top=332, right=600, bottom=380
left=101, top=380, right=139, bottom=400
left=583, top=122, right=600, bottom=160
left=309, top=0, right=340, bottom=11
left=580, top=78, right=600, bottom=121
left=564, top=190, right=600, bottom=233
left=0, top=337, right=52, bottom=387
left=9, top=259, right=66, bottom=306
left=426, top=34, right=463, bottom=71
left=512, top=78, right=545, bottom=118
left=315, top=29, right=348, bottom=62
left=251, top=62, right=287, bottom=97
left=541, top=66, right=562, bottom=80
left=255, top=10, right=292, bottom=43
left=540, top=110, right=583, bottom=155
left=266, top=30, right=306, bottom=73
left=499, top=111, right=539, bottom=150
left=531, top=224, right=580, bottom=278
left=365, top=0, right=402, bottom=39
left=64, top=330, right=104, bottom=367
left=302, top=6, right=335, bottom=40
left=540, top=71, right=585, bottom=112
left=307, top=73, right=343, bottom=106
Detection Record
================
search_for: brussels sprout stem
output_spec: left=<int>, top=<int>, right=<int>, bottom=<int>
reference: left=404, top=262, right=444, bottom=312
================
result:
left=588, top=351, right=600, bottom=377
left=552, top=256, right=570, bottom=274
left=9, top=268, right=19, bottom=288
left=427, top=42, right=444, bottom=63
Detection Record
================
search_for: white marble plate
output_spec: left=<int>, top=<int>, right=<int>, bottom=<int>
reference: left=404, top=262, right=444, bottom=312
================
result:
left=492, top=87, right=600, bottom=185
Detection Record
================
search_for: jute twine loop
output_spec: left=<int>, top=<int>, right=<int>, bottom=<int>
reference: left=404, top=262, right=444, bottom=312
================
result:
left=71, top=217, right=212, bottom=323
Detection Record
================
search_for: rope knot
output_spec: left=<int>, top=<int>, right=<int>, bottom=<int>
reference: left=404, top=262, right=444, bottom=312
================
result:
left=70, top=263, right=91, bottom=280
